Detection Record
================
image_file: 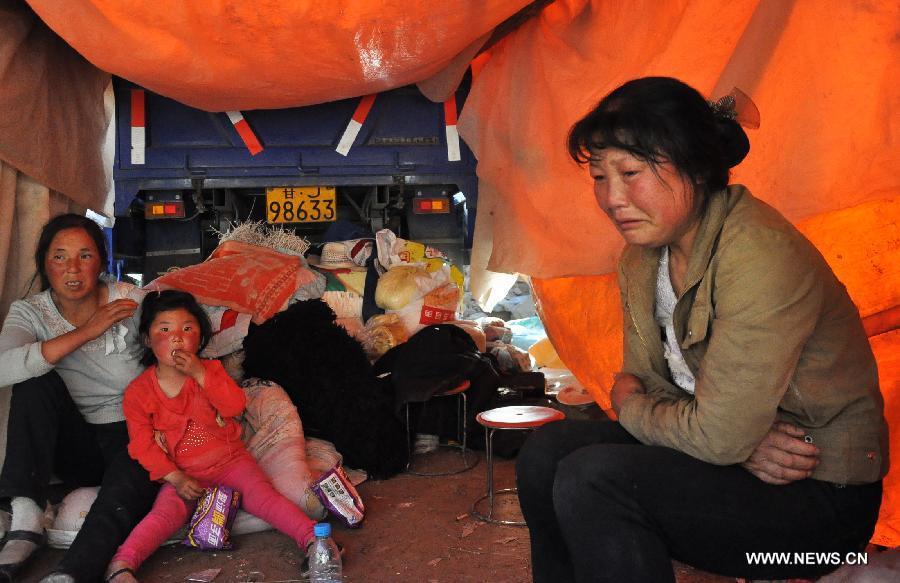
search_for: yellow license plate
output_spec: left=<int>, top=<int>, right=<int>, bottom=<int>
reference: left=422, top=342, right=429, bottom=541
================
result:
left=265, top=186, right=337, bottom=223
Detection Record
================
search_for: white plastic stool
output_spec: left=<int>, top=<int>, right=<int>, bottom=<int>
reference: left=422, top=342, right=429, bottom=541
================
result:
left=471, top=405, right=565, bottom=525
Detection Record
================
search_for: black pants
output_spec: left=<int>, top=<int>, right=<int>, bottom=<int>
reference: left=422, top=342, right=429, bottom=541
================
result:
left=0, top=372, right=160, bottom=582
left=516, top=419, right=882, bottom=582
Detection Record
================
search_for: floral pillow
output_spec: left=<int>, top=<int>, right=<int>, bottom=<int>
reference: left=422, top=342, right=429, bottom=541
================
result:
left=147, top=241, right=322, bottom=323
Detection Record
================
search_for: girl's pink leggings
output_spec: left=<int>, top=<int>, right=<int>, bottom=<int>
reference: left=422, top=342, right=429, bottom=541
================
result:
left=112, top=453, right=315, bottom=569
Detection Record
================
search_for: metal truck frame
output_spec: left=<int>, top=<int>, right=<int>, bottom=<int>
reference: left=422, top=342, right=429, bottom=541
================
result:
left=112, top=77, right=478, bottom=283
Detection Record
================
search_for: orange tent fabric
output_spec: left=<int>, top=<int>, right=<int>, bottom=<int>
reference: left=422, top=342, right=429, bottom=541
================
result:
left=459, top=0, right=899, bottom=284
left=870, top=330, right=900, bottom=547
left=26, top=0, right=531, bottom=111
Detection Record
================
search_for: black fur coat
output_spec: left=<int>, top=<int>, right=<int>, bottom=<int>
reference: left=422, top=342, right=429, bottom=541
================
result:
left=242, top=300, right=408, bottom=479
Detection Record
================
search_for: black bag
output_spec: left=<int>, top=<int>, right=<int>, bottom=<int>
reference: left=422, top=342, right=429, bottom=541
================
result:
left=243, top=300, right=408, bottom=479
left=374, top=324, right=501, bottom=444
left=374, top=324, right=493, bottom=408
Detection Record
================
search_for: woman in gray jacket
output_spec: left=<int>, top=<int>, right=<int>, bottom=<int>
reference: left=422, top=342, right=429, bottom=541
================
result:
left=0, top=214, right=158, bottom=582
left=516, top=77, right=887, bottom=582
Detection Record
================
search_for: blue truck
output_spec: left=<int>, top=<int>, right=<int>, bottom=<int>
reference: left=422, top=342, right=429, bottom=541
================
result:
left=112, top=77, right=478, bottom=283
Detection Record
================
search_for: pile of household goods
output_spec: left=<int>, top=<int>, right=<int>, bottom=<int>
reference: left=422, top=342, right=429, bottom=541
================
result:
left=46, top=222, right=573, bottom=547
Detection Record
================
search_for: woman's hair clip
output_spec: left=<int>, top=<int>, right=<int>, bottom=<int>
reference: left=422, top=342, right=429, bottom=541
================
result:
left=708, top=95, right=737, bottom=120
left=708, top=88, right=760, bottom=130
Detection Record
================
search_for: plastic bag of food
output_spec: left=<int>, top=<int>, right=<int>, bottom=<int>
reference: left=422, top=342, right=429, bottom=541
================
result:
left=362, top=313, right=410, bottom=359
left=311, top=465, right=365, bottom=528
left=374, top=265, right=437, bottom=310
left=183, top=486, right=241, bottom=550
left=374, top=229, right=464, bottom=292
left=390, top=282, right=461, bottom=336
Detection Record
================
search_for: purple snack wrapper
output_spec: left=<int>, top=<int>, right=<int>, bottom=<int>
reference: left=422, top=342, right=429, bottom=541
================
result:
left=311, top=465, right=365, bottom=528
left=183, top=485, right=242, bottom=550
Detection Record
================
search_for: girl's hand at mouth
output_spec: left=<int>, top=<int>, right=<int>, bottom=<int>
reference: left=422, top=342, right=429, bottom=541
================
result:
left=171, top=349, right=206, bottom=385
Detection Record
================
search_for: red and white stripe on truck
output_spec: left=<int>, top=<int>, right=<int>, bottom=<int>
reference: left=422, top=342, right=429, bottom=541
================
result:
left=130, top=89, right=146, bottom=165
left=335, top=94, right=376, bottom=156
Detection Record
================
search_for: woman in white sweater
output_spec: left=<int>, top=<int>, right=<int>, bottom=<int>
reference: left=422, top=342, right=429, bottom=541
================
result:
left=0, top=214, right=159, bottom=583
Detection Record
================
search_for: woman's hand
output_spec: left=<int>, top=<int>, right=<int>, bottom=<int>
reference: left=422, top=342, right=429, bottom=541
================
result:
left=171, top=350, right=205, bottom=385
left=611, top=372, right=646, bottom=415
left=80, top=299, right=138, bottom=341
left=741, top=422, right=820, bottom=485
left=41, top=298, right=139, bottom=364
left=164, top=470, right=204, bottom=500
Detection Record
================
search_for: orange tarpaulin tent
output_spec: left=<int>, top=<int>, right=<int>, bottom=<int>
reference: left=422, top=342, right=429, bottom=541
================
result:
left=4, top=0, right=899, bottom=546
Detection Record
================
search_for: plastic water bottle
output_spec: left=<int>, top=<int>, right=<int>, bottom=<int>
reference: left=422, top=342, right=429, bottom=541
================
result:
left=309, top=522, right=342, bottom=583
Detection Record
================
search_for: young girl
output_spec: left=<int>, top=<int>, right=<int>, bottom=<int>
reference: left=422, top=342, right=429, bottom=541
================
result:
left=105, top=290, right=317, bottom=582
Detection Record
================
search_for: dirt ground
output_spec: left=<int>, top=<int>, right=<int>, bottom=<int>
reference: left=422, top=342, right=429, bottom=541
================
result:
left=22, top=449, right=731, bottom=583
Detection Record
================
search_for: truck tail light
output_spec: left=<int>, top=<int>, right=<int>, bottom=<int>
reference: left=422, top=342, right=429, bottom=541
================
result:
left=413, top=197, right=450, bottom=214
left=145, top=201, right=186, bottom=219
